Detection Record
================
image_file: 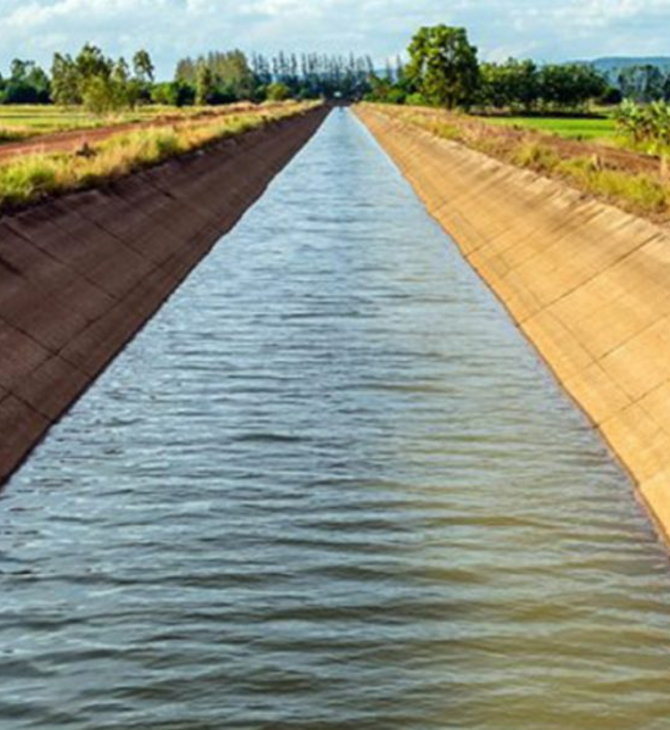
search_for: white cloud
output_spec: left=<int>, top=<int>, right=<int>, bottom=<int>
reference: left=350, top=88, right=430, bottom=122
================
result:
left=0, top=0, right=668, bottom=78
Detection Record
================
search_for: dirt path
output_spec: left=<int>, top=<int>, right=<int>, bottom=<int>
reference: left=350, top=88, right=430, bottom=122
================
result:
left=0, top=103, right=270, bottom=163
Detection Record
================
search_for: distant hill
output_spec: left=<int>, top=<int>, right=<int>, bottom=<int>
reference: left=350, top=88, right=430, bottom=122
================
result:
left=585, top=57, right=670, bottom=80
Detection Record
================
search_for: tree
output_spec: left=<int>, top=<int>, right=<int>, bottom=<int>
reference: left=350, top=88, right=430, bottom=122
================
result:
left=2, top=59, right=50, bottom=103
left=538, top=64, right=606, bottom=110
left=133, top=49, right=154, bottom=83
left=195, top=63, right=214, bottom=105
left=151, top=80, right=194, bottom=106
left=619, top=64, right=665, bottom=103
left=406, top=25, right=479, bottom=109
left=266, top=81, right=290, bottom=101
left=51, top=53, right=81, bottom=105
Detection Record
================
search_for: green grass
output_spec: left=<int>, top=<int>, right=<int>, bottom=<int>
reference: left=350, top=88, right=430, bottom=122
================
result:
left=0, top=102, right=318, bottom=211
left=0, top=104, right=232, bottom=142
left=480, top=115, right=617, bottom=141
left=373, top=103, right=669, bottom=219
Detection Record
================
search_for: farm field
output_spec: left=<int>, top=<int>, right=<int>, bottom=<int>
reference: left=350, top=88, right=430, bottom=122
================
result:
left=479, top=114, right=617, bottom=141
left=0, top=101, right=317, bottom=211
left=0, top=104, right=230, bottom=142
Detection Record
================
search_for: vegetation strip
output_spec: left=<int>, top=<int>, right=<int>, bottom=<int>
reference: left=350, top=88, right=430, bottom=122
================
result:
left=0, top=102, right=318, bottom=212
left=367, top=104, right=670, bottom=222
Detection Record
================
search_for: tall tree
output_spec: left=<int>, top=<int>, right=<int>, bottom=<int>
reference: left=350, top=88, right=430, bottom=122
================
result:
left=195, top=63, right=214, bottom=105
left=406, top=25, right=480, bottom=109
left=133, top=50, right=155, bottom=83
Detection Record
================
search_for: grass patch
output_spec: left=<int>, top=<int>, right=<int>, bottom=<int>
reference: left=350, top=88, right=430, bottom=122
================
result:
left=0, top=103, right=266, bottom=143
left=512, top=141, right=562, bottom=172
left=559, top=157, right=668, bottom=213
left=369, top=103, right=670, bottom=220
left=480, top=115, right=617, bottom=141
left=0, top=103, right=318, bottom=211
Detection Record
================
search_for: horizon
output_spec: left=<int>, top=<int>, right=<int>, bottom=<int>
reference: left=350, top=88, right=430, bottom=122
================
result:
left=1, top=0, right=670, bottom=79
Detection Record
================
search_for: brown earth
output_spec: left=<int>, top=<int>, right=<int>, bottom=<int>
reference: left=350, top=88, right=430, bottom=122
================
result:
left=356, top=104, right=670, bottom=543
left=389, top=106, right=661, bottom=177
left=0, top=103, right=284, bottom=162
left=0, top=104, right=329, bottom=487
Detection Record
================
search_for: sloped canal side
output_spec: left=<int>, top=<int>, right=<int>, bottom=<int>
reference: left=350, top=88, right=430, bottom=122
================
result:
left=2, top=110, right=670, bottom=729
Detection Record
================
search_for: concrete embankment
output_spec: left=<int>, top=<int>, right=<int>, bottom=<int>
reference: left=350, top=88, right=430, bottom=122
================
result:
left=355, top=104, right=670, bottom=538
left=0, top=105, right=328, bottom=486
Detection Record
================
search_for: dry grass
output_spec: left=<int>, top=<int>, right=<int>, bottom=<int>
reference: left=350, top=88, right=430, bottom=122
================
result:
left=0, top=102, right=318, bottom=212
left=370, top=104, right=670, bottom=221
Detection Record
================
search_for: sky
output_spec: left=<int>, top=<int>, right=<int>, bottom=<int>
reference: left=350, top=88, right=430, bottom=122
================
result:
left=0, top=0, right=669, bottom=79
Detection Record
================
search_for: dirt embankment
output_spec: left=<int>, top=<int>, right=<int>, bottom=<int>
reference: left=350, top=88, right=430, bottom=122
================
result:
left=0, top=103, right=287, bottom=162
left=396, top=106, right=661, bottom=176
left=356, top=104, right=670, bottom=540
left=0, top=105, right=329, bottom=487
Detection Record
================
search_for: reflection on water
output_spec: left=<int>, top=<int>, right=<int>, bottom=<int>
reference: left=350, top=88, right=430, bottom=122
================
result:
left=2, top=109, right=670, bottom=729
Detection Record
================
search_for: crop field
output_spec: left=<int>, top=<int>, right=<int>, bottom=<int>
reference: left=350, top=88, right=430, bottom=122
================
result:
left=480, top=115, right=617, bottom=141
left=0, top=102, right=317, bottom=212
left=0, top=105, right=211, bottom=142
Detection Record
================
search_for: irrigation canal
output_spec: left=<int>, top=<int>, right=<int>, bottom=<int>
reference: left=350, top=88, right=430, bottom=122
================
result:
left=3, top=109, right=670, bottom=729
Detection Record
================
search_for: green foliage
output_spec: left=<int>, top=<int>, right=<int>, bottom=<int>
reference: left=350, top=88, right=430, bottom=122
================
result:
left=49, top=44, right=156, bottom=113
left=406, top=25, right=480, bottom=110
left=618, top=65, right=666, bottom=103
left=195, top=64, right=214, bottom=106
left=0, top=59, right=51, bottom=104
left=150, top=81, right=194, bottom=107
left=0, top=156, right=57, bottom=204
left=0, top=103, right=316, bottom=210
left=51, top=53, right=81, bottom=105
left=177, top=50, right=374, bottom=101
left=537, top=64, right=607, bottom=110
left=266, top=82, right=291, bottom=101
left=485, top=115, right=616, bottom=141
left=405, top=92, right=429, bottom=106
left=615, top=100, right=670, bottom=153
left=559, top=156, right=667, bottom=212
left=479, top=59, right=539, bottom=111
left=177, top=50, right=256, bottom=102
left=133, top=50, right=155, bottom=83
left=512, top=141, right=562, bottom=172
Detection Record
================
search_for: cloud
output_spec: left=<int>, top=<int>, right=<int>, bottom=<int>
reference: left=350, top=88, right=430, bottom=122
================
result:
left=0, top=0, right=668, bottom=78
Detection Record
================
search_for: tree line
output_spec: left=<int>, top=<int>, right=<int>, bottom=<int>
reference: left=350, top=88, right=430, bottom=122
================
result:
left=172, top=51, right=375, bottom=104
left=0, top=46, right=376, bottom=110
left=367, top=25, right=619, bottom=112
left=0, top=44, right=155, bottom=111
left=616, top=65, right=670, bottom=104
left=3, top=29, right=670, bottom=114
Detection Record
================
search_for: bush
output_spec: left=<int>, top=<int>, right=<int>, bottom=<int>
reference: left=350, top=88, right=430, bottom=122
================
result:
left=512, top=141, right=561, bottom=172
left=405, top=93, right=429, bottom=107
left=560, top=157, right=667, bottom=212
left=266, top=82, right=291, bottom=102
left=150, top=81, right=195, bottom=107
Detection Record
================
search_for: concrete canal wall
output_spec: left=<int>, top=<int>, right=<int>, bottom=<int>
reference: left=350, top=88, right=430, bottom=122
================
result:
left=0, top=105, right=328, bottom=486
left=356, top=105, right=670, bottom=539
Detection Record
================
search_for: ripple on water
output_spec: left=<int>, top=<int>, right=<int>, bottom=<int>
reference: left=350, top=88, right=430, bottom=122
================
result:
left=2, top=109, right=670, bottom=729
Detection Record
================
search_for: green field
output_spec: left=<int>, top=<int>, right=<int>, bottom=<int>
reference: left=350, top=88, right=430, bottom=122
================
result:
left=0, top=105, right=195, bottom=142
left=480, top=115, right=617, bottom=141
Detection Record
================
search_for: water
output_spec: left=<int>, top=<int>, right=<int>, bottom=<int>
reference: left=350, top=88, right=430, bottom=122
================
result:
left=3, top=109, right=670, bottom=729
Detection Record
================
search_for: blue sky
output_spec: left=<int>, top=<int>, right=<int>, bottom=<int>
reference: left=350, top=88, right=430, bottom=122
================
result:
left=1, top=0, right=669, bottom=79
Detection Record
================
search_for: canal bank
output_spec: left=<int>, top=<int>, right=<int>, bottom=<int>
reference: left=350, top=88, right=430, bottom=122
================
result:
left=4, top=108, right=670, bottom=729
left=355, top=104, right=670, bottom=541
left=0, top=105, right=328, bottom=487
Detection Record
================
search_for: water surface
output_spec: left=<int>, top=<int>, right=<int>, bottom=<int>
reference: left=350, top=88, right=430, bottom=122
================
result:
left=3, top=110, right=670, bottom=729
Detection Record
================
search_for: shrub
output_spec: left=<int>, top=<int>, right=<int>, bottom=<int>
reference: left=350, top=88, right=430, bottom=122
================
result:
left=512, top=141, right=561, bottom=172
